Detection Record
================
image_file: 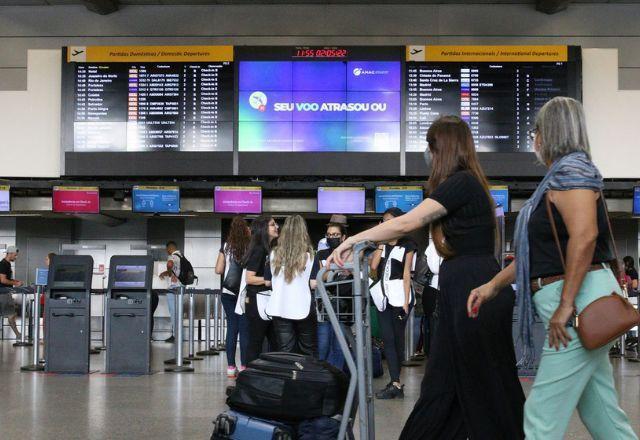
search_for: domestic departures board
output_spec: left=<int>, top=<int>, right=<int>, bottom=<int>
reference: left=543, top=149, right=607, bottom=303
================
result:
left=405, top=45, right=581, bottom=153
left=62, top=46, right=234, bottom=152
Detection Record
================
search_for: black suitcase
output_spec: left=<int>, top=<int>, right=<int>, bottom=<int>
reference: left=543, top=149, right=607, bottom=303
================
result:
left=227, top=352, right=349, bottom=422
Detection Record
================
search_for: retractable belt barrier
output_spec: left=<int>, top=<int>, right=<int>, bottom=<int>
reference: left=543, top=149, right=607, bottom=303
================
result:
left=0, top=286, right=36, bottom=347
left=316, top=241, right=378, bottom=440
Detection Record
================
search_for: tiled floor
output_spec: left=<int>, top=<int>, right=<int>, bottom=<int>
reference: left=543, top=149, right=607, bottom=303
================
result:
left=0, top=341, right=638, bottom=439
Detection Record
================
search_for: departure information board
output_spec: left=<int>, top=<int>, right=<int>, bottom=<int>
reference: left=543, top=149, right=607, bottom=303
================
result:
left=63, top=46, right=234, bottom=152
left=405, top=46, right=581, bottom=153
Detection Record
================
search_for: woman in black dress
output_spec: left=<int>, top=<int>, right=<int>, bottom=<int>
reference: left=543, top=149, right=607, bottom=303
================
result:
left=327, top=116, right=524, bottom=439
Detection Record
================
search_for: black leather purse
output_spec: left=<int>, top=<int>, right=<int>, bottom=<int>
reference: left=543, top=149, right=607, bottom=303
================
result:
left=222, top=259, right=243, bottom=295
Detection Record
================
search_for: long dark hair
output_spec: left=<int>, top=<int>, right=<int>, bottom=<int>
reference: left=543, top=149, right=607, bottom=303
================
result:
left=226, top=216, right=251, bottom=263
left=426, top=116, right=495, bottom=257
left=242, top=216, right=274, bottom=266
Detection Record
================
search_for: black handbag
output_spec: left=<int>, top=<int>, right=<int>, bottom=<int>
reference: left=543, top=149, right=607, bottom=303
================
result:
left=222, top=258, right=243, bottom=295
left=227, top=352, right=349, bottom=422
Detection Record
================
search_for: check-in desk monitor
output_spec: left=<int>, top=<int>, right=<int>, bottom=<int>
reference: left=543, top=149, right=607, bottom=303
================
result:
left=106, top=256, right=153, bottom=374
left=45, top=255, right=94, bottom=373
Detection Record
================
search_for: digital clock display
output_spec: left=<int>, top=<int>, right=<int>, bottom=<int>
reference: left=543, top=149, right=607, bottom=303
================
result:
left=293, top=48, right=349, bottom=58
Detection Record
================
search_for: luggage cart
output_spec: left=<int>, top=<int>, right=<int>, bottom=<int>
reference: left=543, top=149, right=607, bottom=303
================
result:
left=316, top=241, right=377, bottom=440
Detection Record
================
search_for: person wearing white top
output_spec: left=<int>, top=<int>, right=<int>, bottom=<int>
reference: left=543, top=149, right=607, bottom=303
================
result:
left=265, top=215, right=317, bottom=356
left=159, top=241, right=182, bottom=343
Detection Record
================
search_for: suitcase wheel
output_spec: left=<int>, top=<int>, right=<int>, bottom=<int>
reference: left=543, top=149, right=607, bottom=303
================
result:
left=274, top=428, right=292, bottom=440
left=213, top=414, right=236, bottom=436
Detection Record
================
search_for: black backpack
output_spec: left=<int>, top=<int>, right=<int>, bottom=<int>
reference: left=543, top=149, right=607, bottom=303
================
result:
left=176, top=253, right=196, bottom=286
left=412, top=252, right=433, bottom=290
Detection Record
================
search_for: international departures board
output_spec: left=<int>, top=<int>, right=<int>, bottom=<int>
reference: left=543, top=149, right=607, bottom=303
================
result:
left=62, top=46, right=234, bottom=152
left=405, top=45, right=581, bottom=153
left=60, top=45, right=581, bottom=177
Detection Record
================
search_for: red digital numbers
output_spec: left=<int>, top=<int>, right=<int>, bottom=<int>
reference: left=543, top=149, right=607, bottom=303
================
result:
left=294, top=48, right=348, bottom=58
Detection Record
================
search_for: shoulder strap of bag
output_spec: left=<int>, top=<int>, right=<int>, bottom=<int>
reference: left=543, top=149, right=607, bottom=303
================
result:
left=545, top=191, right=620, bottom=277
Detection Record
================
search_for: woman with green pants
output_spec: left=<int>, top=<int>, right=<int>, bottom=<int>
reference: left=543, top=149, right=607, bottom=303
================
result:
left=468, top=97, right=637, bottom=439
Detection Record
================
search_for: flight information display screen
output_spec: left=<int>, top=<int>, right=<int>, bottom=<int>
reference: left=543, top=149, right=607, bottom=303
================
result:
left=132, top=186, right=180, bottom=213
left=237, top=46, right=402, bottom=152
left=0, top=186, right=9, bottom=212
left=405, top=45, right=581, bottom=153
left=114, top=265, right=147, bottom=288
left=62, top=46, right=234, bottom=152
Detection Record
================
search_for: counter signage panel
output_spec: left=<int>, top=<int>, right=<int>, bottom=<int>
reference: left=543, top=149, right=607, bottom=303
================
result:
left=132, top=186, right=180, bottom=213
left=375, top=186, right=424, bottom=213
left=0, top=186, right=9, bottom=212
left=214, top=186, right=262, bottom=214
left=317, top=187, right=366, bottom=214
left=489, top=185, right=510, bottom=213
left=52, top=186, right=100, bottom=214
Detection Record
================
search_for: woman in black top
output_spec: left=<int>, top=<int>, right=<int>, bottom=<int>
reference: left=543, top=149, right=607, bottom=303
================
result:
left=243, top=216, right=279, bottom=364
left=369, top=207, right=416, bottom=400
left=328, top=116, right=524, bottom=439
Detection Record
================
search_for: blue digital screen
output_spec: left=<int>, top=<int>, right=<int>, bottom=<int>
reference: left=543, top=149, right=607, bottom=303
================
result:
left=238, top=61, right=401, bottom=152
left=132, top=187, right=180, bottom=213
left=490, top=186, right=509, bottom=213
left=633, top=187, right=640, bottom=216
left=36, top=268, right=49, bottom=286
left=375, top=187, right=424, bottom=213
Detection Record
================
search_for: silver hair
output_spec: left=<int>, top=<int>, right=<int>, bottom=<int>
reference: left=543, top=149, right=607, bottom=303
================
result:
left=535, top=96, right=591, bottom=164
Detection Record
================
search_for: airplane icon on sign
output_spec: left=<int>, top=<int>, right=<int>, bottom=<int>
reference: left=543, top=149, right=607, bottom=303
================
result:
left=72, top=49, right=85, bottom=57
left=410, top=48, right=423, bottom=55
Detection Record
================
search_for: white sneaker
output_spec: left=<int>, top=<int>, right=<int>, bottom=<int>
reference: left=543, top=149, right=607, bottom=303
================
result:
left=227, top=366, right=238, bottom=378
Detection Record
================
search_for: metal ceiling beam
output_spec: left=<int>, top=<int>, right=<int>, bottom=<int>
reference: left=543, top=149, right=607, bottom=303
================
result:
left=83, top=0, right=118, bottom=15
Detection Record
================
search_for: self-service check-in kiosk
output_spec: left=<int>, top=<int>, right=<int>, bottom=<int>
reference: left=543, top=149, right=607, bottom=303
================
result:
left=45, top=255, right=93, bottom=374
left=106, top=256, right=153, bottom=374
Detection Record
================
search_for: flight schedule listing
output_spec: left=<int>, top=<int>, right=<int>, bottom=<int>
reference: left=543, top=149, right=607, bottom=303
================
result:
left=405, top=62, right=568, bottom=153
left=73, top=61, right=233, bottom=152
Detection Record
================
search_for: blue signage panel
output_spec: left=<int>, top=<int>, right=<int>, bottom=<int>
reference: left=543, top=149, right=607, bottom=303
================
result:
left=633, top=187, right=640, bottom=216
left=375, top=186, right=423, bottom=214
left=490, top=186, right=509, bottom=213
left=35, top=268, right=49, bottom=286
left=132, top=186, right=180, bottom=213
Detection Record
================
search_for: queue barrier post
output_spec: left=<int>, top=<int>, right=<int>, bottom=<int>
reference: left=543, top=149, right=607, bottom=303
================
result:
left=197, top=289, right=219, bottom=356
left=164, top=285, right=194, bottom=373
left=21, top=285, right=45, bottom=372
left=13, top=288, right=32, bottom=347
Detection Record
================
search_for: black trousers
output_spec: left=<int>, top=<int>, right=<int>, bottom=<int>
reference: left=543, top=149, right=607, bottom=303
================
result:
left=272, top=310, right=318, bottom=357
left=245, top=294, right=276, bottom=364
left=150, top=291, right=159, bottom=335
left=378, top=305, right=408, bottom=383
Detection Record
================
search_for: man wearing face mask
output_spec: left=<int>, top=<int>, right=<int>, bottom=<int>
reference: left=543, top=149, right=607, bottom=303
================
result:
left=311, top=220, right=352, bottom=368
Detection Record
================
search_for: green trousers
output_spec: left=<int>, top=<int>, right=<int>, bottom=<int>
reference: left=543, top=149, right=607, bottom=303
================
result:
left=525, top=268, right=638, bottom=440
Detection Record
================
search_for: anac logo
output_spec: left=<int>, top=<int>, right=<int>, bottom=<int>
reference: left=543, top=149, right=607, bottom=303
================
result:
left=249, top=91, right=268, bottom=112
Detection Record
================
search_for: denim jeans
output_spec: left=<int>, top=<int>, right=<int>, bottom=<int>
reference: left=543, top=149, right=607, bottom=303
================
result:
left=220, top=293, right=249, bottom=367
left=166, top=293, right=176, bottom=335
left=317, top=321, right=345, bottom=370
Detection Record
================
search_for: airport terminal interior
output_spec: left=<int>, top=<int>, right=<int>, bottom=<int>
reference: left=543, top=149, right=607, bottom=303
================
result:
left=1, top=0, right=640, bottom=438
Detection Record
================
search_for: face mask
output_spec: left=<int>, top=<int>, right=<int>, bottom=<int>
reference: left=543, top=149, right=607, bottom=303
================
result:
left=327, top=238, right=342, bottom=250
left=423, top=148, right=432, bottom=168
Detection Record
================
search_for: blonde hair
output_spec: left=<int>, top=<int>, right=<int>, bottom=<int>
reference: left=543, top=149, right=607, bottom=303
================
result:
left=272, top=215, right=314, bottom=283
